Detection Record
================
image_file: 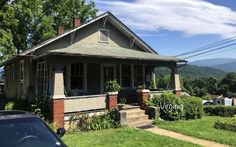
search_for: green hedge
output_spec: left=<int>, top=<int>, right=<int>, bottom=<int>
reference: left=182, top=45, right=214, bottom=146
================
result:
left=148, top=93, right=203, bottom=120
left=181, top=95, right=204, bottom=120
left=214, top=117, right=236, bottom=132
left=204, top=105, right=236, bottom=117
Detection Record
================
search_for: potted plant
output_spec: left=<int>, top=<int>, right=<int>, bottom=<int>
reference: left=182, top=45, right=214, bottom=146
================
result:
left=118, top=98, right=126, bottom=110
left=105, top=80, right=121, bottom=110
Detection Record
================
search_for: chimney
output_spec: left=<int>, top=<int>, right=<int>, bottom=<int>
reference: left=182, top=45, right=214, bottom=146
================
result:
left=73, top=18, right=80, bottom=27
left=58, top=27, right=64, bottom=35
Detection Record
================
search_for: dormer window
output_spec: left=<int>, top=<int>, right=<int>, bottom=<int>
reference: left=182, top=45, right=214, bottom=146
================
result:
left=99, top=29, right=109, bottom=43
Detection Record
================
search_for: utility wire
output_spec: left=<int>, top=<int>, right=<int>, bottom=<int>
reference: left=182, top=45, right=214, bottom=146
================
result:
left=183, top=42, right=236, bottom=59
left=175, top=36, right=236, bottom=57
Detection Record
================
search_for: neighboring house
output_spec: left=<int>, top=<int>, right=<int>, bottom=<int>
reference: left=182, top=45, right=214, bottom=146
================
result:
left=2, top=12, right=185, bottom=126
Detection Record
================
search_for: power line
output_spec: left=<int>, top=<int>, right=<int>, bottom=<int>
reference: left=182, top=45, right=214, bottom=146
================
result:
left=175, top=35, right=236, bottom=57
left=183, top=42, right=236, bottom=59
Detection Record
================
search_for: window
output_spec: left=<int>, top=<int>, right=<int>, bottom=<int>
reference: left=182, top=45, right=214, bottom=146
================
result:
left=121, top=65, right=131, bottom=87
left=134, top=65, right=143, bottom=87
left=99, top=29, right=109, bottom=43
left=71, top=63, right=84, bottom=89
left=20, top=60, right=24, bottom=82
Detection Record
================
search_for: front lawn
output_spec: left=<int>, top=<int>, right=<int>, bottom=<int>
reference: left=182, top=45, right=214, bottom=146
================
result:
left=63, top=127, right=200, bottom=147
left=156, top=116, right=236, bottom=146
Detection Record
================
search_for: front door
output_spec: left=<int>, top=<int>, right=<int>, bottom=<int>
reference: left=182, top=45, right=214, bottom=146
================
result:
left=102, top=65, right=116, bottom=93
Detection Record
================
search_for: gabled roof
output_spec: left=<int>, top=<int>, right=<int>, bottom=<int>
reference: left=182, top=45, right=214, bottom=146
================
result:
left=20, top=11, right=157, bottom=56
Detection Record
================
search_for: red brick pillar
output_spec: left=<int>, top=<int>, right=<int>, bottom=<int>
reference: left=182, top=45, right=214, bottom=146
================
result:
left=107, top=92, right=118, bottom=110
left=51, top=98, right=64, bottom=128
left=51, top=69, right=65, bottom=128
left=137, top=89, right=150, bottom=109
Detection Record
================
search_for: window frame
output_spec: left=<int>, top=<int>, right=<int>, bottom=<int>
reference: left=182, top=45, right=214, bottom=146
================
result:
left=121, top=64, right=132, bottom=88
left=70, top=63, right=84, bottom=90
left=20, top=60, right=24, bottom=83
left=99, top=28, right=110, bottom=43
left=133, top=65, right=144, bottom=88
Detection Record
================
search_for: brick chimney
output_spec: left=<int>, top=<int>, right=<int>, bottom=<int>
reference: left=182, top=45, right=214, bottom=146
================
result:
left=58, top=27, right=64, bottom=35
left=73, top=18, right=80, bottom=27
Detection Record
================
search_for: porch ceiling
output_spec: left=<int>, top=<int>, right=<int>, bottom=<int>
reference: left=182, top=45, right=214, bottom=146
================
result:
left=47, top=44, right=184, bottom=62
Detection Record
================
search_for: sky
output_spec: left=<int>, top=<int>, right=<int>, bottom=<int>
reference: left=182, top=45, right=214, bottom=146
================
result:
left=93, top=0, right=236, bottom=61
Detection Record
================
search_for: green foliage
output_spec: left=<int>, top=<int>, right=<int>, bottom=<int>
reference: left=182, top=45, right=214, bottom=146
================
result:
left=68, top=109, right=120, bottom=132
left=43, top=0, right=98, bottom=29
left=149, top=93, right=184, bottom=121
left=214, top=116, right=236, bottom=132
left=180, top=95, right=203, bottom=119
left=105, top=80, right=120, bottom=92
left=204, top=105, right=236, bottom=117
left=0, top=0, right=98, bottom=63
left=4, top=102, right=14, bottom=110
left=119, top=97, right=126, bottom=104
left=148, top=93, right=203, bottom=120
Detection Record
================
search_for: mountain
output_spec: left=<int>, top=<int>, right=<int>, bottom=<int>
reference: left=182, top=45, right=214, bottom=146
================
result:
left=190, top=58, right=236, bottom=72
left=190, top=58, right=236, bottom=67
left=213, top=61, right=236, bottom=72
left=156, top=64, right=226, bottom=79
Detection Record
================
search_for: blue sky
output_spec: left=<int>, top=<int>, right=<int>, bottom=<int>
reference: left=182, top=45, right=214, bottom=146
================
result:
left=94, top=0, right=236, bottom=61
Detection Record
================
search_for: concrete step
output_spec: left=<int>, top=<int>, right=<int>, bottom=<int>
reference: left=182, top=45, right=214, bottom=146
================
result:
left=123, top=104, right=141, bottom=110
left=128, top=119, right=153, bottom=128
left=126, top=115, right=149, bottom=123
left=125, top=109, right=145, bottom=116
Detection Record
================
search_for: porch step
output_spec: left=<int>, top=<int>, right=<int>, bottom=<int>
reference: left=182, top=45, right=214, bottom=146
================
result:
left=121, top=104, right=153, bottom=128
left=129, top=119, right=153, bottom=128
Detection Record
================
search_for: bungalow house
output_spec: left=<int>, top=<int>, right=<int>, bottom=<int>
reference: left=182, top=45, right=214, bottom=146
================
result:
left=2, top=12, right=185, bottom=127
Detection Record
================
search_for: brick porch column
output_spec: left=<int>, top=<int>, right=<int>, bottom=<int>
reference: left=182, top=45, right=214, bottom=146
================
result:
left=171, top=67, right=181, bottom=96
left=51, top=68, right=65, bottom=128
left=107, top=92, right=118, bottom=110
left=137, top=89, right=150, bottom=109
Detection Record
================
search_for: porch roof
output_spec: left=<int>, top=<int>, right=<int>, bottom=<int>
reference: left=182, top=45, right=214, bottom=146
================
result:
left=48, top=44, right=184, bottom=62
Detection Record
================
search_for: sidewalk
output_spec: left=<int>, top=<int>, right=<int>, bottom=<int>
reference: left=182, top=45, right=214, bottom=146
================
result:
left=139, top=125, right=228, bottom=147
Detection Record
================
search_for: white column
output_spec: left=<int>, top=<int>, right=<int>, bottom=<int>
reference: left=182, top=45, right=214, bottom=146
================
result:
left=51, top=70, right=65, bottom=99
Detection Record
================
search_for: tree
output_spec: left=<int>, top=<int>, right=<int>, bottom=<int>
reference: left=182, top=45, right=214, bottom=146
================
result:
left=11, top=0, right=55, bottom=53
left=0, top=2, right=18, bottom=63
left=43, top=0, right=98, bottom=30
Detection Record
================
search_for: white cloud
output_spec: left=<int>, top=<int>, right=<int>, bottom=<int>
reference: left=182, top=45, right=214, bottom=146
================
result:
left=94, top=0, right=236, bottom=38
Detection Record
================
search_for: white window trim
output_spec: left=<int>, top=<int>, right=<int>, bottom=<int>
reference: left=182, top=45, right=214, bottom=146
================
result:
left=98, top=28, right=110, bottom=43
left=120, top=64, right=132, bottom=89
left=100, top=64, right=116, bottom=93
left=70, top=63, right=87, bottom=92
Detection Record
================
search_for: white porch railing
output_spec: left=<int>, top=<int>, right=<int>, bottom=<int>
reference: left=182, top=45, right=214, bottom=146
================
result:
left=150, top=90, right=174, bottom=98
left=64, top=94, right=106, bottom=113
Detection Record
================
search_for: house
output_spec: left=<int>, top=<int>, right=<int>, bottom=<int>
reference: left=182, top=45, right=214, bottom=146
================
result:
left=2, top=12, right=185, bottom=127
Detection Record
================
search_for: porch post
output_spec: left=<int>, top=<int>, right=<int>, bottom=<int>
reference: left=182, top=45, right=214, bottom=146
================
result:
left=51, top=65, right=65, bottom=128
left=171, top=67, right=181, bottom=96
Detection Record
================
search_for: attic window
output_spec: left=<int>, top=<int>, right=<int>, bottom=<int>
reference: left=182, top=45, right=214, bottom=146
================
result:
left=99, top=29, right=109, bottom=43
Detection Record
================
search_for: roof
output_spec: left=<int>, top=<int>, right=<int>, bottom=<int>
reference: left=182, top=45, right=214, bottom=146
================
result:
left=48, top=44, right=183, bottom=62
left=20, top=11, right=157, bottom=56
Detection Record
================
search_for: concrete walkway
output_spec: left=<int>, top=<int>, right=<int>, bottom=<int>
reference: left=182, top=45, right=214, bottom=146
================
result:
left=139, top=125, right=228, bottom=147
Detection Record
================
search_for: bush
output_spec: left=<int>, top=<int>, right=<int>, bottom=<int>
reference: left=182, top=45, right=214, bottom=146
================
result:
left=105, top=80, right=120, bottom=92
left=149, top=93, right=184, bottom=121
left=68, top=109, right=120, bottom=132
left=214, top=116, right=236, bottom=132
left=148, top=93, right=203, bottom=120
left=5, top=102, right=14, bottom=110
left=204, top=105, right=236, bottom=117
left=181, top=95, right=203, bottom=119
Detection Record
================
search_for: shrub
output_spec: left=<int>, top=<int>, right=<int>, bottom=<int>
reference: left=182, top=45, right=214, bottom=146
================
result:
left=68, top=109, right=120, bottom=132
left=147, top=93, right=204, bottom=120
left=149, top=93, right=184, bottom=121
left=105, top=80, right=120, bottom=92
left=181, top=95, right=203, bottom=119
left=214, top=116, right=236, bottom=132
left=5, top=102, right=14, bottom=110
left=204, top=105, right=236, bottom=117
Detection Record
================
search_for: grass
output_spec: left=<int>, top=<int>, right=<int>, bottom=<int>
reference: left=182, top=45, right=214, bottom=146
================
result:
left=62, top=127, right=200, bottom=147
left=156, top=116, right=236, bottom=146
